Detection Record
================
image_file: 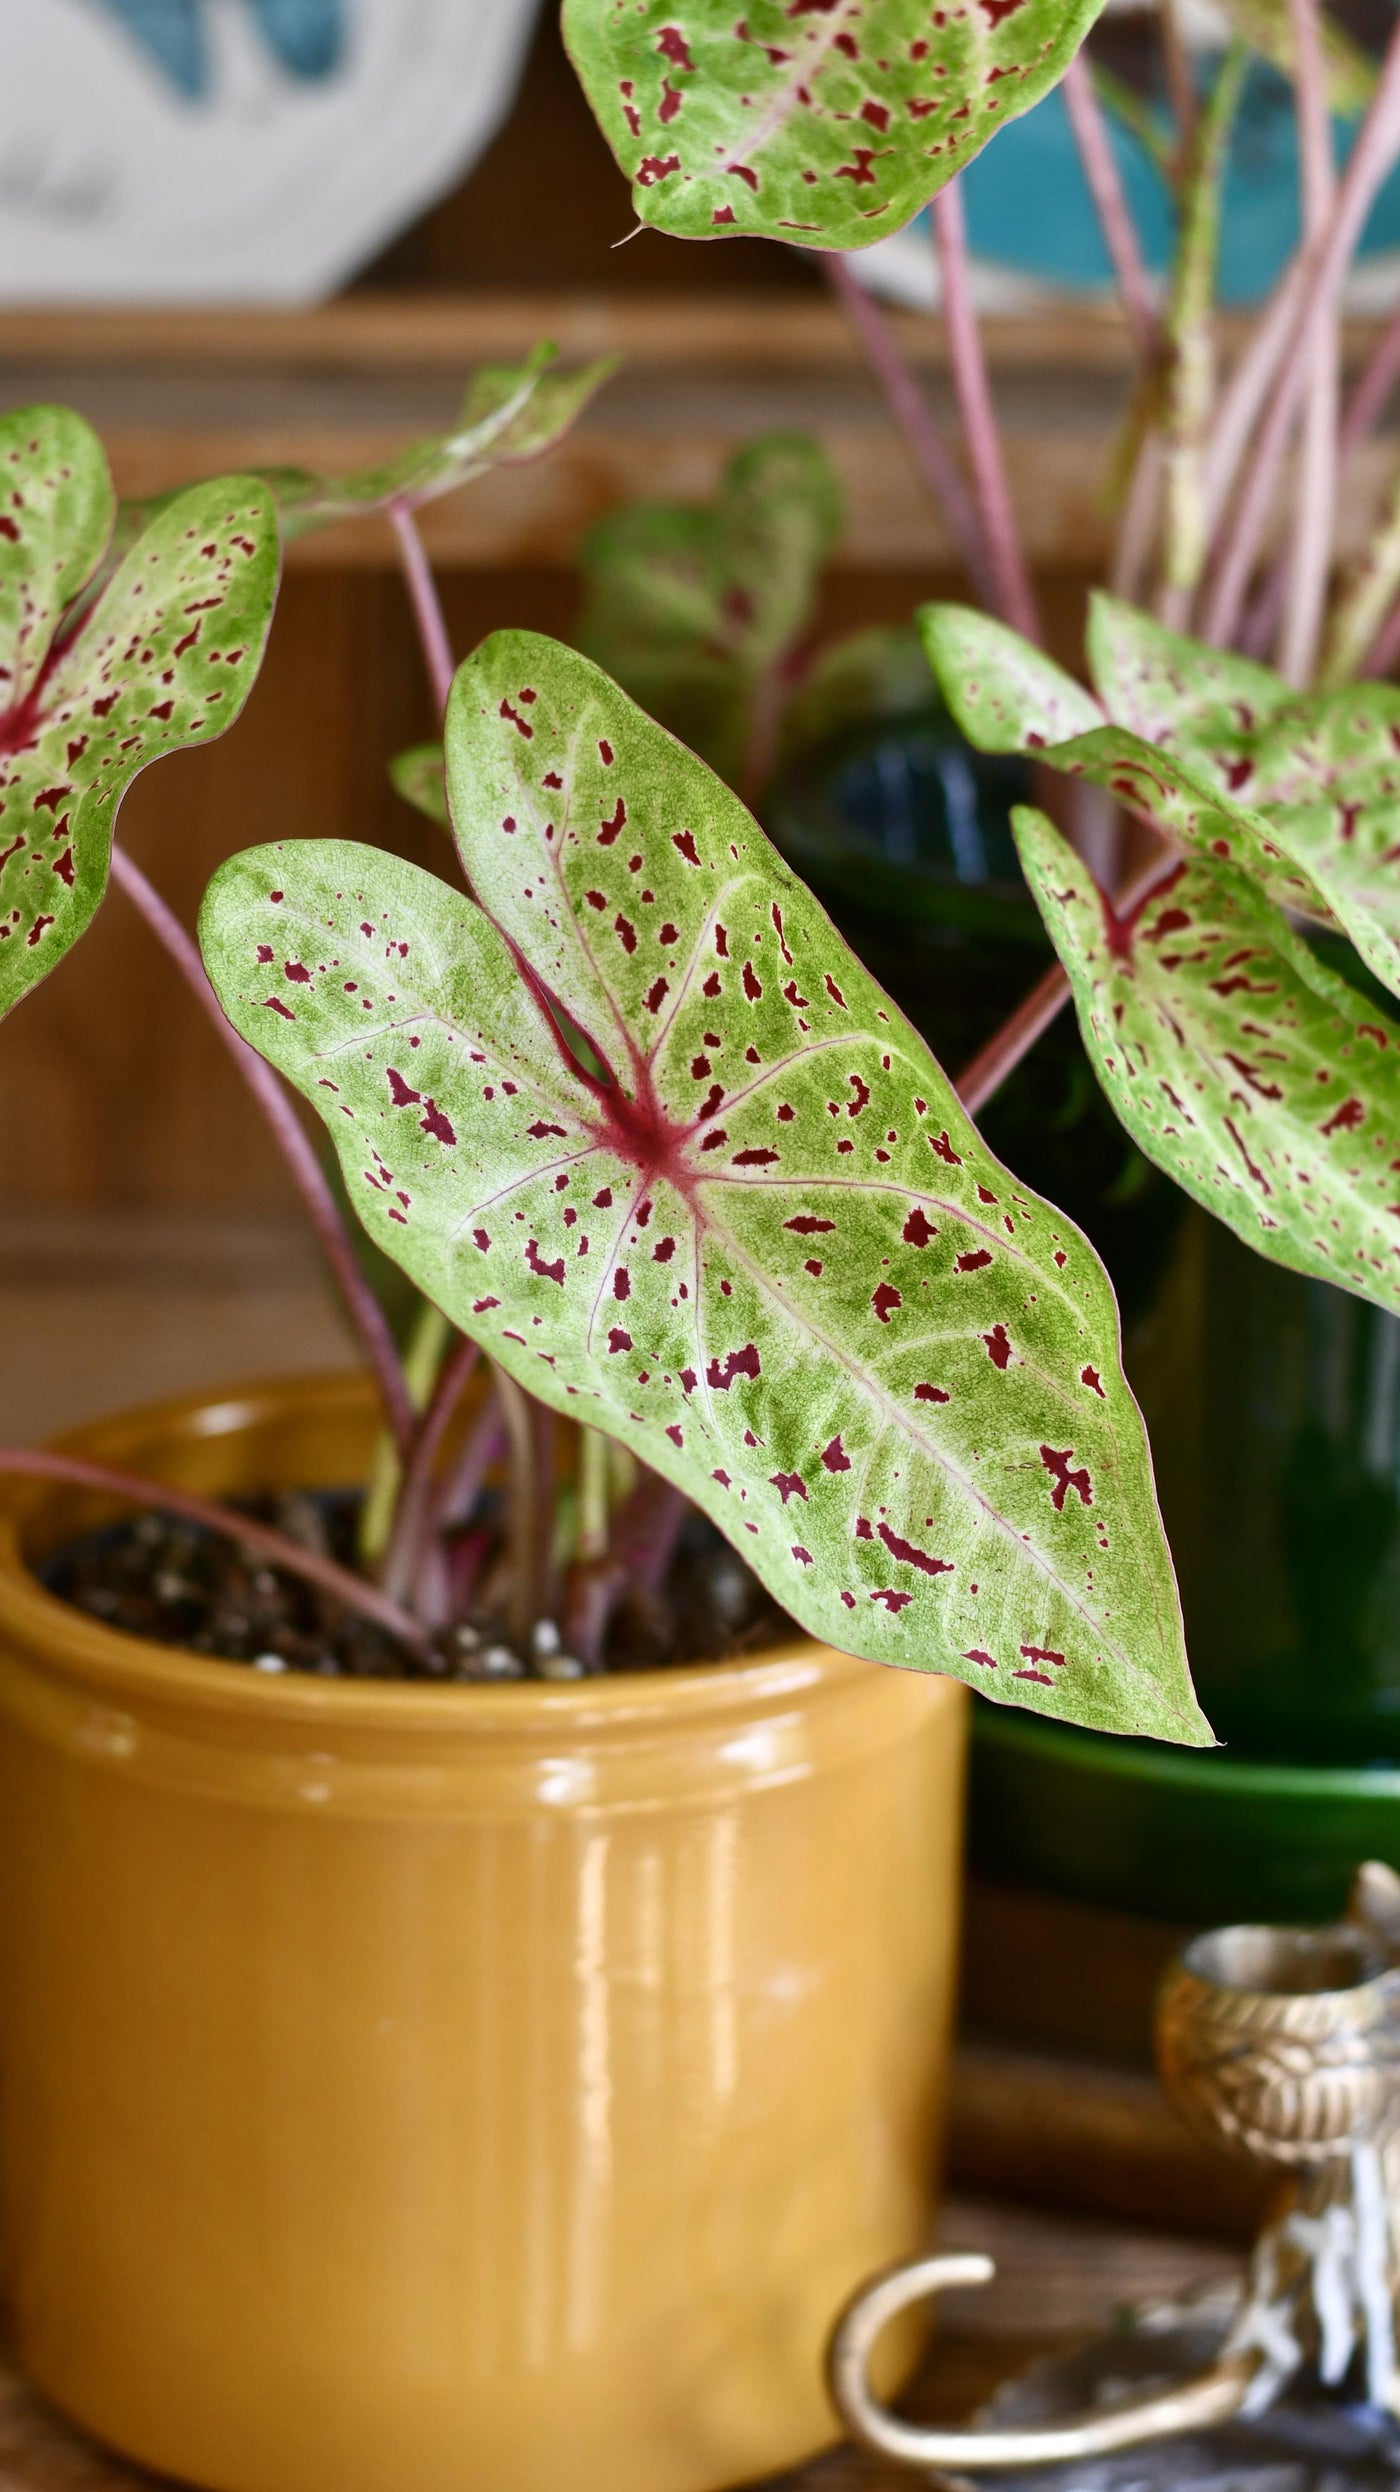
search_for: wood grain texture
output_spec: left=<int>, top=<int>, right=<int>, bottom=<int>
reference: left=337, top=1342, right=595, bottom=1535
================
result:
left=2, top=301, right=1392, bottom=572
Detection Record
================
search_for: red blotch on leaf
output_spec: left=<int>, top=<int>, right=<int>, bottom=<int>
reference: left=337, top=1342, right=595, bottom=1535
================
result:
left=872, top=1282, right=902, bottom=1323
left=1321, top=1095, right=1365, bottom=1135
left=771, top=1471, right=807, bottom=1503
left=983, top=1325, right=1012, bottom=1369
left=878, top=1521, right=952, bottom=1577
left=903, top=1207, right=937, bottom=1246
left=707, top=1342, right=761, bottom=1390
left=1040, top=1444, right=1092, bottom=1510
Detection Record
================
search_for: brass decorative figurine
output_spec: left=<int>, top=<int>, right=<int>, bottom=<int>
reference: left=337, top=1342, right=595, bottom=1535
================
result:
left=829, top=1863, right=1400, bottom=2478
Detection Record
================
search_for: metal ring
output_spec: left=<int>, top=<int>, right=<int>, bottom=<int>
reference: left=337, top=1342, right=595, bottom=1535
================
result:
left=827, top=2251, right=1261, bottom=2473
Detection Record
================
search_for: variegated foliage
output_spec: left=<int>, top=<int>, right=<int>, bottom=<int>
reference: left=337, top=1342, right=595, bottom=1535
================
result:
left=201, top=629, right=1205, bottom=1743
left=926, top=594, right=1400, bottom=1002
left=921, top=595, right=1400, bottom=1319
left=0, top=405, right=278, bottom=1020
left=1015, top=809, right=1400, bottom=1312
left=563, top=0, right=1109, bottom=249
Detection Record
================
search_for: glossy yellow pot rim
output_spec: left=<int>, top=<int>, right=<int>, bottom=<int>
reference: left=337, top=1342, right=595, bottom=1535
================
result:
left=0, top=1371, right=871, bottom=1749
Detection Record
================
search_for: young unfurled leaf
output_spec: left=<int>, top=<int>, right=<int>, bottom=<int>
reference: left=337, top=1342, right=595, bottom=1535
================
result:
left=1015, top=806, right=1400, bottom=1314
left=563, top=0, right=1110, bottom=249
left=1087, top=598, right=1400, bottom=1003
left=391, top=741, right=449, bottom=829
left=0, top=405, right=278, bottom=1021
left=577, top=434, right=841, bottom=791
left=921, top=600, right=1334, bottom=924
left=266, top=345, right=615, bottom=537
left=201, top=629, right=1204, bottom=1744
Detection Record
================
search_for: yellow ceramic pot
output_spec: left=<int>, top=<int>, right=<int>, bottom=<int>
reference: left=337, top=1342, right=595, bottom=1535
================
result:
left=0, top=1375, right=966, bottom=2492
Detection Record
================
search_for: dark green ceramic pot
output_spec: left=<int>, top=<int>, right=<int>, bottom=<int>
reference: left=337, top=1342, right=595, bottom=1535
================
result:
left=770, top=704, right=1400, bottom=1924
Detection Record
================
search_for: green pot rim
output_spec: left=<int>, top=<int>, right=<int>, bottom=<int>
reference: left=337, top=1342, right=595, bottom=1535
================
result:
left=976, top=1706, right=1400, bottom=1801
left=969, top=1704, right=1400, bottom=1925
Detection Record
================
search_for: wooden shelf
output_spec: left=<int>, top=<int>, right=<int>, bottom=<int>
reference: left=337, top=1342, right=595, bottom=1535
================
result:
left=2, top=291, right=1392, bottom=573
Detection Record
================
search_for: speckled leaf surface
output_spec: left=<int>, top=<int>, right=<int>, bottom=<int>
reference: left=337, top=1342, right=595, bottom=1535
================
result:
left=1087, top=601, right=1400, bottom=1004
left=267, top=346, right=615, bottom=538
left=921, top=601, right=1334, bottom=923
left=201, top=629, right=1203, bottom=1743
left=577, top=433, right=841, bottom=788
left=0, top=407, right=115, bottom=718
left=563, top=0, right=1109, bottom=248
left=1084, top=594, right=1295, bottom=748
left=1015, top=805, right=1400, bottom=1313
left=0, top=419, right=277, bottom=1020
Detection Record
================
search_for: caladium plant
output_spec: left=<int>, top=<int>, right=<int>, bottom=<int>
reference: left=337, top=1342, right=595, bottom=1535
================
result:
left=922, top=597, right=1400, bottom=1321
left=0, top=404, right=278, bottom=1019
left=562, top=0, right=1110, bottom=247
left=200, top=627, right=1204, bottom=1743
left=1013, top=809, right=1400, bottom=1311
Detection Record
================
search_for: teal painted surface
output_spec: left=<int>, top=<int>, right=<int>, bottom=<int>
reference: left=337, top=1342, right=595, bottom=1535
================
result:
left=956, top=61, right=1400, bottom=307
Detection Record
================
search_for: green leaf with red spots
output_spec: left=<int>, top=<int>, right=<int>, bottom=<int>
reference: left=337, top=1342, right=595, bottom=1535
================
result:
left=0, top=406, right=116, bottom=718
left=921, top=600, right=1335, bottom=923
left=264, top=344, right=615, bottom=538
left=577, top=433, right=841, bottom=791
left=563, top=0, right=1109, bottom=248
left=1084, top=594, right=1295, bottom=747
left=1086, top=598, right=1400, bottom=1006
left=0, top=408, right=278, bottom=1020
left=1014, top=804, right=1400, bottom=1314
left=200, top=628, right=1204, bottom=1744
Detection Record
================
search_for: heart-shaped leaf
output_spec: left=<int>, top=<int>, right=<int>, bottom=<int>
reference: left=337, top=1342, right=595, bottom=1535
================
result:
left=563, top=0, right=1109, bottom=248
left=1085, top=597, right=1400, bottom=1003
left=577, top=433, right=841, bottom=789
left=1015, top=805, right=1400, bottom=1313
left=0, top=407, right=278, bottom=1020
left=266, top=345, right=615, bottom=538
left=921, top=601, right=1335, bottom=923
left=201, top=629, right=1204, bottom=1744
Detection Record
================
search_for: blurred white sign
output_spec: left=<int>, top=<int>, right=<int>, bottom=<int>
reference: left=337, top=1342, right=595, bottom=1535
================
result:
left=0, top=0, right=542, bottom=303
